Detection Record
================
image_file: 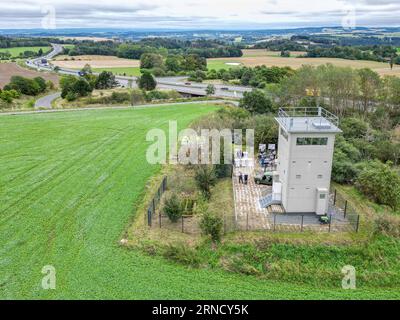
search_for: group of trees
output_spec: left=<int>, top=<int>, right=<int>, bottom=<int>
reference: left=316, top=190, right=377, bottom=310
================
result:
left=306, top=45, right=400, bottom=65
left=3, top=76, right=48, bottom=96
left=279, top=64, right=400, bottom=116
left=60, top=69, right=118, bottom=101
left=139, top=52, right=207, bottom=76
left=0, top=36, right=50, bottom=48
left=190, top=65, right=295, bottom=88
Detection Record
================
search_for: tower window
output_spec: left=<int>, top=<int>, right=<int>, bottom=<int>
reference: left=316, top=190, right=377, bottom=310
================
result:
left=296, top=175, right=302, bottom=179
left=317, top=175, right=323, bottom=179
left=297, top=137, right=328, bottom=146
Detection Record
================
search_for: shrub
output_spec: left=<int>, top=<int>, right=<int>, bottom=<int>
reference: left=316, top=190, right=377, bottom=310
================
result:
left=200, top=211, right=223, bottom=243
left=65, top=91, right=77, bottom=101
left=356, top=161, right=400, bottom=210
left=162, top=244, right=201, bottom=267
left=194, top=165, right=217, bottom=199
left=137, top=72, right=157, bottom=91
left=163, top=194, right=184, bottom=223
left=374, top=215, right=400, bottom=238
left=110, top=92, right=130, bottom=103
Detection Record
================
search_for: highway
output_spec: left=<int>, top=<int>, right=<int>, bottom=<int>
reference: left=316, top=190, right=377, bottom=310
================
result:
left=26, top=44, right=253, bottom=99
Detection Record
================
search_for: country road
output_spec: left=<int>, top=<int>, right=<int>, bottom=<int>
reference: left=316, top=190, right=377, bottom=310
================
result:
left=34, top=92, right=61, bottom=109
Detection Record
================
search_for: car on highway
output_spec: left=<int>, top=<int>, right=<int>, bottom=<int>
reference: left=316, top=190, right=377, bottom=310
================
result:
left=221, top=87, right=229, bottom=91
left=185, top=82, right=192, bottom=86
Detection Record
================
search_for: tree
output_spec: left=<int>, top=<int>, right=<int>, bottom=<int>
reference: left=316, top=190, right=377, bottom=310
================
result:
left=137, top=72, right=157, bottom=91
left=140, top=53, right=165, bottom=70
left=206, top=84, right=216, bottom=96
left=356, top=161, right=400, bottom=210
left=165, top=55, right=181, bottom=73
left=239, top=90, right=274, bottom=114
left=358, top=68, right=381, bottom=112
left=81, top=63, right=92, bottom=75
left=194, top=165, right=217, bottom=200
left=95, top=71, right=118, bottom=89
left=340, top=118, right=369, bottom=140
left=200, top=211, right=223, bottom=243
left=72, top=78, right=93, bottom=97
left=33, top=77, right=46, bottom=93
left=163, top=194, right=184, bottom=223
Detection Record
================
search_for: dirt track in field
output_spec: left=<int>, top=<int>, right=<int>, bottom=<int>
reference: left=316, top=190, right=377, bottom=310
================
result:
left=52, top=55, right=140, bottom=69
left=0, top=63, right=59, bottom=88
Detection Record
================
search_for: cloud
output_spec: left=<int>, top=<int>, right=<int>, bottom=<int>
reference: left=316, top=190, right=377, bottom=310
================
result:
left=0, top=0, right=399, bottom=29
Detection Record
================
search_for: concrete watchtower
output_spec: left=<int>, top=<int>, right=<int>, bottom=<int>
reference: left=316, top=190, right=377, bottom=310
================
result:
left=271, top=107, right=342, bottom=215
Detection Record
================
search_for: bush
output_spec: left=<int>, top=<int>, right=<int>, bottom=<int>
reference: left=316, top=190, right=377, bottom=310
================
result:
left=65, top=92, right=77, bottom=101
left=163, top=194, right=184, bottom=223
left=356, top=161, right=400, bottom=210
left=137, top=72, right=157, bottom=91
left=374, top=215, right=400, bottom=238
left=194, top=165, right=217, bottom=199
left=162, top=244, right=201, bottom=267
left=110, top=91, right=130, bottom=103
left=200, top=211, right=223, bottom=243
left=4, top=76, right=44, bottom=96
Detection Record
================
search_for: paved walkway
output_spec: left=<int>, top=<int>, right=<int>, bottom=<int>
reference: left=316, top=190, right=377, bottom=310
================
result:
left=34, top=92, right=61, bottom=109
left=232, top=164, right=272, bottom=230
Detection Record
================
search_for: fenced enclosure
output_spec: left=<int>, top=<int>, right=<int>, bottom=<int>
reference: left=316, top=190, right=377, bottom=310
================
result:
left=145, top=175, right=360, bottom=235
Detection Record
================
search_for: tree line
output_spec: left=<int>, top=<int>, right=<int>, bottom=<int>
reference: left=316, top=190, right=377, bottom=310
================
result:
left=66, top=38, right=243, bottom=59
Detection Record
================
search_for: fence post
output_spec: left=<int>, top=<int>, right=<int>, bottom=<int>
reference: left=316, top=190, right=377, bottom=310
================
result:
left=301, top=215, right=304, bottom=232
left=344, top=200, right=348, bottom=218
left=181, top=216, right=184, bottom=233
left=246, top=212, right=249, bottom=231
left=333, top=189, right=337, bottom=205
left=159, top=213, right=162, bottom=228
left=273, top=214, right=276, bottom=232
left=223, top=213, right=226, bottom=234
left=148, top=208, right=152, bottom=227
left=328, top=214, right=332, bottom=233
left=356, top=215, right=360, bottom=233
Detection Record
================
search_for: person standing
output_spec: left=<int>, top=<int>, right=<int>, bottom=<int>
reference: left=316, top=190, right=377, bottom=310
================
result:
left=238, top=171, right=243, bottom=184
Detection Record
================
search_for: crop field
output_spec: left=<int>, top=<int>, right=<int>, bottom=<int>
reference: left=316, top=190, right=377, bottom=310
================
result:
left=52, top=55, right=140, bottom=69
left=0, top=46, right=51, bottom=58
left=207, top=49, right=400, bottom=76
left=0, top=62, right=59, bottom=88
left=92, top=67, right=141, bottom=77
left=0, top=104, right=398, bottom=299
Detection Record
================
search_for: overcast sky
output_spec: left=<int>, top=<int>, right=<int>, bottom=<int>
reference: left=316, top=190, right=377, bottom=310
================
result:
left=0, top=0, right=399, bottom=30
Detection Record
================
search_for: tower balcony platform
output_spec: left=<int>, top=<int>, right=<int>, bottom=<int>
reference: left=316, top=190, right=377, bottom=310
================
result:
left=276, top=107, right=342, bottom=134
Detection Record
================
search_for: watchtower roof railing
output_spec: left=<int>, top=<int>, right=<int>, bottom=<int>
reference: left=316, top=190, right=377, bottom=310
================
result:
left=277, top=107, right=340, bottom=132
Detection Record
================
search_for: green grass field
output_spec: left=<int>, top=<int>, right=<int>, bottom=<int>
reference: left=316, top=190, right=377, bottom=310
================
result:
left=207, top=60, right=243, bottom=71
left=0, top=104, right=398, bottom=299
left=0, top=46, right=51, bottom=58
left=92, top=67, right=141, bottom=77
